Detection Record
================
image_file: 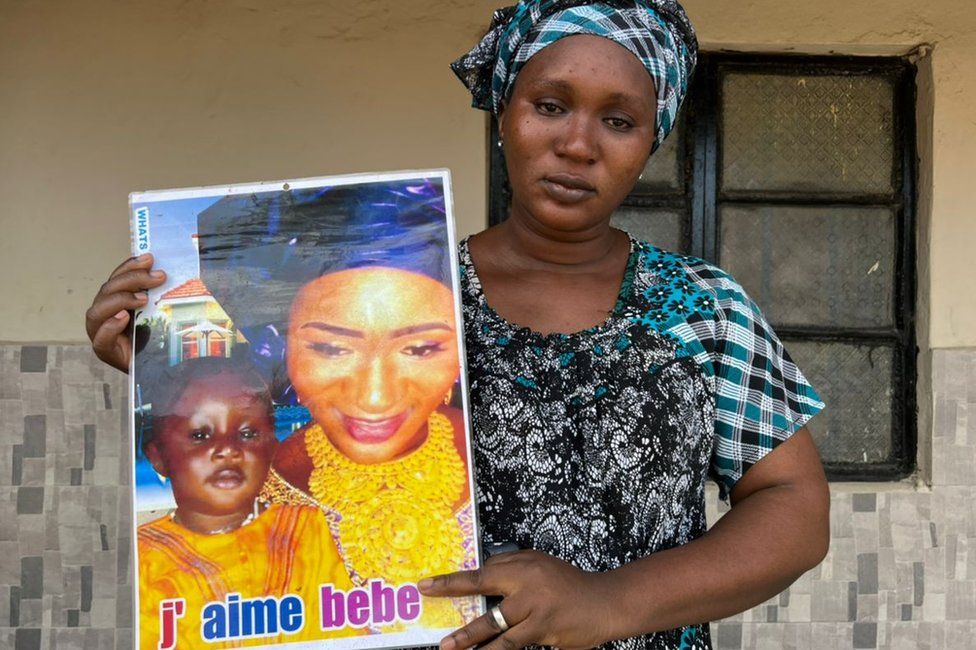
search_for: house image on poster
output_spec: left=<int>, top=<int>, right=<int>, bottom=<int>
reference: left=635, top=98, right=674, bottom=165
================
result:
left=156, top=277, right=242, bottom=365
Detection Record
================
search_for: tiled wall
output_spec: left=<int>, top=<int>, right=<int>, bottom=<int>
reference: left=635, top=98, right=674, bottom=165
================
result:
left=0, top=344, right=974, bottom=649
left=0, top=346, right=131, bottom=650
left=709, top=349, right=976, bottom=649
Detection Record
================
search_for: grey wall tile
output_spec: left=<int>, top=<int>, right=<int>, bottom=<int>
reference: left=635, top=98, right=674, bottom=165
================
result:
left=811, top=581, right=850, bottom=621
left=716, top=622, right=742, bottom=648
left=116, top=628, right=132, bottom=649
left=852, top=622, right=877, bottom=648
left=10, top=585, right=21, bottom=626
left=22, top=416, right=46, bottom=458
left=1, top=351, right=24, bottom=399
left=857, top=594, right=879, bottom=622
left=16, top=487, right=44, bottom=515
left=79, top=566, right=92, bottom=613
left=19, top=459, right=45, bottom=487
left=1, top=401, right=25, bottom=446
left=19, top=347, right=47, bottom=373
left=82, top=425, right=95, bottom=472
left=16, top=597, right=41, bottom=627
left=11, top=445, right=23, bottom=486
left=49, top=628, right=85, bottom=649
left=46, top=370, right=63, bottom=411
left=913, top=561, right=925, bottom=606
left=946, top=580, right=976, bottom=620
left=19, top=557, right=42, bottom=599
left=853, top=493, right=877, bottom=512
left=858, top=553, right=879, bottom=594
left=13, top=627, right=40, bottom=650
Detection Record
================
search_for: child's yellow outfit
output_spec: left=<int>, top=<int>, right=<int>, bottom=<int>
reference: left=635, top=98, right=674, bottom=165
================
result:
left=138, top=503, right=355, bottom=649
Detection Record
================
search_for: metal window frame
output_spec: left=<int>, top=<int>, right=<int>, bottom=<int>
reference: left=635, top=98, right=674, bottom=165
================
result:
left=487, top=52, right=918, bottom=481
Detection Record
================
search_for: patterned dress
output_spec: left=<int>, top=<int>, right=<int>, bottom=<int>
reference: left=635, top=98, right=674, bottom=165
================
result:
left=460, top=235, right=824, bottom=650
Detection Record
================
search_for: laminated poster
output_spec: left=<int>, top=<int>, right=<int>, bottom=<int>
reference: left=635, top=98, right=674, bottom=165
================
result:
left=129, top=171, right=482, bottom=649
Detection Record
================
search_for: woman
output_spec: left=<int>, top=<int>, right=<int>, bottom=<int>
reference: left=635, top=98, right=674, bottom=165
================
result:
left=190, top=182, right=479, bottom=630
left=263, top=265, right=476, bottom=629
left=86, top=1, right=830, bottom=648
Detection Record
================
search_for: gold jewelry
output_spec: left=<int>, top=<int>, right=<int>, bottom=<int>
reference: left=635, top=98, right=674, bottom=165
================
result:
left=444, top=386, right=453, bottom=406
left=170, top=499, right=261, bottom=535
left=306, top=411, right=467, bottom=626
left=259, top=468, right=325, bottom=509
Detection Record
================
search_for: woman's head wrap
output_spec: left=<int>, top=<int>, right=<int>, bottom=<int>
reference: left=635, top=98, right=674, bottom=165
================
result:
left=197, top=179, right=451, bottom=334
left=452, top=0, right=697, bottom=152
left=195, top=179, right=451, bottom=403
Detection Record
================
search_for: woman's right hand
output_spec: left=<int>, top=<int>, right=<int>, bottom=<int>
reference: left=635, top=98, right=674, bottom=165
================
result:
left=85, top=254, right=167, bottom=373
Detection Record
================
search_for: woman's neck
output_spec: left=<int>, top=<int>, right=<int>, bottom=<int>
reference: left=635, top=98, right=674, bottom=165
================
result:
left=468, top=214, right=633, bottom=336
left=488, top=215, right=622, bottom=271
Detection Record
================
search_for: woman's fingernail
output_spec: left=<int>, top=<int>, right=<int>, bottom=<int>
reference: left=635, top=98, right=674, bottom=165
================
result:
left=150, top=270, right=165, bottom=278
left=418, top=578, right=433, bottom=590
left=441, top=637, right=456, bottom=650
left=137, top=253, right=152, bottom=262
left=134, top=292, right=147, bottom=301
left=114, top=310, right=128, bottom=320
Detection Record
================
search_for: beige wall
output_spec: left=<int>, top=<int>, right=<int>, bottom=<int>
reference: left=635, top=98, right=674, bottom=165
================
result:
left=1, top=0, right=974, bottom=346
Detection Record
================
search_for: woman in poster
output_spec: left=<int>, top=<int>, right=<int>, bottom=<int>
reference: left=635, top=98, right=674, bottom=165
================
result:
left=192, top=182, right=478, bottom=630
left=86, top=1, right=831, bottom=649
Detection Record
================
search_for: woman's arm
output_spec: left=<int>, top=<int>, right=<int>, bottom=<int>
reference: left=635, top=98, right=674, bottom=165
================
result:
left=420, top=427, right=829, bottom=650
left=603, top=426, right=829, bottom=638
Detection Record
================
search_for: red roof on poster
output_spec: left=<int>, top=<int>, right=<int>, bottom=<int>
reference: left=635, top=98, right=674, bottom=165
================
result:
left=159, top=278, right=211, bottom=301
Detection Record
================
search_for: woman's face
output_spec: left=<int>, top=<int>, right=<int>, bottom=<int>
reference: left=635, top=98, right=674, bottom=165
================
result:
left=499, top=34, right=657, bottom=235
left=287, top=267, right=460, bottom=464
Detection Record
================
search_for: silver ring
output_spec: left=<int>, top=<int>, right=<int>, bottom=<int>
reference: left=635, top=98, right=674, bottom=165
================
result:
left=489, top=604, right=510, bottom=632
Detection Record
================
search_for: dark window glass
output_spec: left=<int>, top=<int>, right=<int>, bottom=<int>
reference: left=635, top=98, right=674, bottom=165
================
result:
left=786, top=340, right=898, bottom=465
left=720, top=72, right=897, bottom=195
left=718, top=205, right=896, bottom=329
left=611, top=207, right=688, bottom=256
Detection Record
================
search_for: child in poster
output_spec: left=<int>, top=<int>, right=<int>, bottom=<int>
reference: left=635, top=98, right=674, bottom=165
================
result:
left=137, top=356, right=358, bottom=648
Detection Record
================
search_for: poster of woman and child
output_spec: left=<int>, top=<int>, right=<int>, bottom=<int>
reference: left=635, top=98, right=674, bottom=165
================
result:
left=128, top=171, right=482, bottom=649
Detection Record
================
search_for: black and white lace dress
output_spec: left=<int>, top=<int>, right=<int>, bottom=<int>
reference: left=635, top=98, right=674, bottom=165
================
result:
left=459, top=236, right=823, bottom=650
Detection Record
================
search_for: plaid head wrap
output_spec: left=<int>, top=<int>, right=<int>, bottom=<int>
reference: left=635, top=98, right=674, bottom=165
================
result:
left=452, top=0, right=697, bottom=152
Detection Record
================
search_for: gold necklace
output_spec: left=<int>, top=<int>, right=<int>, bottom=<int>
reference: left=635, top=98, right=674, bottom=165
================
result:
left=306, top=411, right=467, bottom=588
left=170, top=499, right=262, bottom=535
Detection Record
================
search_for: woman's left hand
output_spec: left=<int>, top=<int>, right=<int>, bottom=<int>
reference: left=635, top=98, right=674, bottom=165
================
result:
left=418, top=549, right=615, bottom=650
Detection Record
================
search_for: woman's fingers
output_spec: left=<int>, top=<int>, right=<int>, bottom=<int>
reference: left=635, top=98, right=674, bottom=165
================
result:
left=477, top=625, right=532, bottom=650
left=90, top=310, right=131, bottom=372
left=422, top=550, right=529, bottom=599
left=420, top=566, right=504, bottom=598
left=85, top=258, right=165, bottom=340
left=108, top=253, right=155, bottom=280
left=441, top=602, right=524, bottom=650
left=85, top=288, right=149, bottom=341
left=97, top=267, right=166, bottom=303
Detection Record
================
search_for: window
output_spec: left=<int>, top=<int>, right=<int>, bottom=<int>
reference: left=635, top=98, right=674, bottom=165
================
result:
left=208, top=333, right=227, bottom=358
left=207, top=321, right=231, bottom=358
left=488, top=54, right=918, bottom=480
left=181, top=335, right=199, bottom=362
